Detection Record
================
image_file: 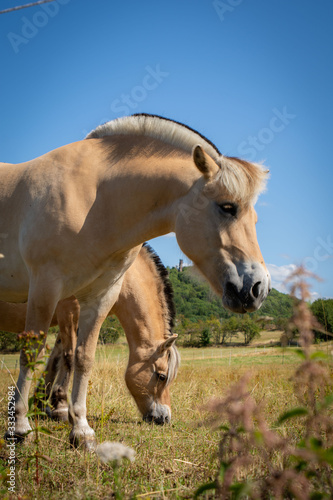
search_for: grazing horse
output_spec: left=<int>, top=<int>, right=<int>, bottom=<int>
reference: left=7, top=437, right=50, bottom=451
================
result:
left=0, top=244, right=179, bottom=425
left=0, top=113, right=270, bottom=447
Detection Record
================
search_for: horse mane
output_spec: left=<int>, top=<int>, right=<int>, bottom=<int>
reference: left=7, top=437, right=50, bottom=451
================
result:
left=86, top=113, right=268, bottom=205
left=133, top=113, right=221, bottom=156
left=85, top=113, right=221, bottom=161
left=142, top=242, right=176, bottom=333
left=142, top=242, right=180, bottom=385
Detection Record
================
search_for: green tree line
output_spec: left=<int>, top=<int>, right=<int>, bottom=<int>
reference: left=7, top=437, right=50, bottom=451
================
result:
left=168, top=266, right=332, bottom=347
left=168, top=266, right=294, bottom=322
left=0, top=267, right=331, bottom=351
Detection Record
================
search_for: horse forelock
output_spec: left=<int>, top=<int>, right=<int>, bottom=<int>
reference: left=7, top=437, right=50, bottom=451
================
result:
left=166, top=343, right=180, bottom=386
left=212, top=155, right=269, bottom=206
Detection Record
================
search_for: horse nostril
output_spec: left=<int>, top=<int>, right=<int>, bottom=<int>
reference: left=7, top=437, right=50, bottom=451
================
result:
left=251, top=281, right=261, bottom=299
left=143, top=414, right=168, bottom=425
left=225, top=281, right=239, bottom=300
left=154, top=415, right=167, bottom=426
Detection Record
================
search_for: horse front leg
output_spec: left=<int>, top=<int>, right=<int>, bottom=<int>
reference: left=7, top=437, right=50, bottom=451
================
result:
left=69, top=281, right=123, bottom=450
left=6, top=275, right=61, bottom=441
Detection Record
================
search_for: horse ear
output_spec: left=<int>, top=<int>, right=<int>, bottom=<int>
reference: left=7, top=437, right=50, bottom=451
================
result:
left=193, top=145, right=219, bottom=179
left=159, top=334, right=178, bottom=353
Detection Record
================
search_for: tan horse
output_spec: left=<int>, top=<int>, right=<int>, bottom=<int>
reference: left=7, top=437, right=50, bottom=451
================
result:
left=0, top=244, right=179, bottom=424
left=0, top=113, right=270, bottom=447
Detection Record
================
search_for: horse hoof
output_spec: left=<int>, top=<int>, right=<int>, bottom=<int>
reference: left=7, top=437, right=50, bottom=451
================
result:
left=4, top=429, right=33, bottom=444
left=69, top=431, right=96, bottom=452
left=50, top=407, right=69, bottom=422
left=83, top=437, right=97, bottom=452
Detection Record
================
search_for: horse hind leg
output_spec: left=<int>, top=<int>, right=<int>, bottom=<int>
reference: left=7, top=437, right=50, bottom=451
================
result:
left=40, top=335, right=73, bottom=421
left=35, top=333, right=62, bottom=416
left=47, top=298, right=79, bottom=421
left=47, top=340, right=74, bottom=421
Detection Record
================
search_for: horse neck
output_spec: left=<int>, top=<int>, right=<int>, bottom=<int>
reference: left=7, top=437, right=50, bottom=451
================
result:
left=111, top=253, right=169, bottom=359
left=99, top=141, right=201, bottom=245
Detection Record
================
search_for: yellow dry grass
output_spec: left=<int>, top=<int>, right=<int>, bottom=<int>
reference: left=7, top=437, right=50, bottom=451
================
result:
left=0, top=343, right=331, bottom=499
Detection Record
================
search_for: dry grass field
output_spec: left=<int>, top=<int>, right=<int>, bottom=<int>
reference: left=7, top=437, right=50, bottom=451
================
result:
left=1, top=339, right=332, bottom=499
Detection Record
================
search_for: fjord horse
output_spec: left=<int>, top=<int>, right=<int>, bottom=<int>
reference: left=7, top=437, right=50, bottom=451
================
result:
left=0, top=244, right=179, bottom=425
left=0, top=113, right=270, bottom=447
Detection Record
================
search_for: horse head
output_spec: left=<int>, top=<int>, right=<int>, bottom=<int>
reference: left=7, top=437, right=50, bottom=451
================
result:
left=125, top=334, right=179, bottom=425
left=175, top=145, right=271, bottom=314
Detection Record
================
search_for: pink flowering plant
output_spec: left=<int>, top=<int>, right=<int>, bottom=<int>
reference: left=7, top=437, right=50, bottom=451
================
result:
left=195, top=268, right=333, bottom=499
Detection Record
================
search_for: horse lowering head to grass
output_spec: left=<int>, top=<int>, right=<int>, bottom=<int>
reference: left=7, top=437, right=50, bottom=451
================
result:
left=0, top=113, right=270, bottom=448
left=0, top=244, right=179, bottom=425
left=44, top=244, right=179, bottom=425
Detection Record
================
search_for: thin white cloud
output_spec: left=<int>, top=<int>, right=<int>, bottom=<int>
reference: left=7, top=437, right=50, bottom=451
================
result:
left=267, top=263, right=319, bottom=301
left=162, top=232, right=176, bottom=238
left=267, top=263, right=297, bottom=294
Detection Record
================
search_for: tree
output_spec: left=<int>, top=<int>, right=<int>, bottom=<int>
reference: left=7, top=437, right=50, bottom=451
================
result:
left=310, top=298, right=333, bottom=341
left=199, top=328, right=211, bottom=347
left=238, top=317, right=261, bottom=345
left=207, top=318, right=222, bottom=344
left=221, top=317, right=240, bottom=344
left=99, top=316, right=122, bottom=344
left=275, top=316, right=289, bottom=332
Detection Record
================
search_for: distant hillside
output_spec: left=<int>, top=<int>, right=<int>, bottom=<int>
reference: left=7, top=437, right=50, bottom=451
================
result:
left=258, top=287, right=294, bottom=319
left=168, top=266, right=293, bottom=322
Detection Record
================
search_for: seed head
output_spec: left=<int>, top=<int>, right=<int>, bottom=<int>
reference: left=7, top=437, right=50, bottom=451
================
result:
left=96, top=441, right=135, bottom=465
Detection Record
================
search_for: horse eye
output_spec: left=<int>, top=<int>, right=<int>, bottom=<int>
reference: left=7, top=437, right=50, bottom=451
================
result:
left=156, top=372, right=167, bottom=382
left=218, top=203, right=237, bottom=217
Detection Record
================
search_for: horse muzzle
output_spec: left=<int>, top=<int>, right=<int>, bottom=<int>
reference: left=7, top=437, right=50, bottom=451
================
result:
left=142, top=403, right=171, bottom=425
left=222, top=262, right=271, bottom=313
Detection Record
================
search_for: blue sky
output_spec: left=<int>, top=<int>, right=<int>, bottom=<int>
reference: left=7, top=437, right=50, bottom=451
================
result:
left=1, top=0, right=332, bottom=300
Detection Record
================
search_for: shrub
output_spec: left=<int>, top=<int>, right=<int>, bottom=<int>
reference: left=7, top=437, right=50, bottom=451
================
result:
left=0, top=331, right=22, bottom=352
left=99, top=317, right=122, bottom=344
left=199, top=328, right=211, bottom=347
